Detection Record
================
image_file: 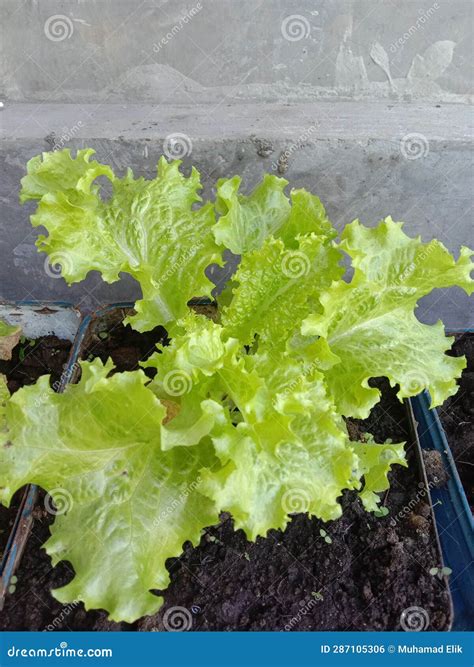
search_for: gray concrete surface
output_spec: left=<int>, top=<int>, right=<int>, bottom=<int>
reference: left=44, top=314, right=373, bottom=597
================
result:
left=1, top=101, right=472, bottom=327
left=0, top=0, right=472, bottom=327
left=0, top=303, right=81, bottom=342
left=1, top=0, right=472, bottom=104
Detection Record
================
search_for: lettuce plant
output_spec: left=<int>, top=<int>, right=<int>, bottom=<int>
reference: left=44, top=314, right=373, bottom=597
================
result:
left=1, top=149, right=472, bottom=622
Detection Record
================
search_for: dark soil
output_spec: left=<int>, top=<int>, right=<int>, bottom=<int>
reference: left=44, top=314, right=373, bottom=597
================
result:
left=0, top=316, right=452, bottom=632
left=437, top=333, right=474, bottom=510
left=0, top=335, right=72, bottom=395
left=0, top=336, right=73, bottom=561
left=79, top=308, right=168, bottom=373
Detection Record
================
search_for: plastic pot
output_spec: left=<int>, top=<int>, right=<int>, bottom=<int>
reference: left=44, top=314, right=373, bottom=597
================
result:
left=410, top=330, right=474, bottom=630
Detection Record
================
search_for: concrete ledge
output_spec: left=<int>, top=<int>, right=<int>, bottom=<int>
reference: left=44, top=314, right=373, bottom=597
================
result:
left=2, top=101, right=472, bottom=141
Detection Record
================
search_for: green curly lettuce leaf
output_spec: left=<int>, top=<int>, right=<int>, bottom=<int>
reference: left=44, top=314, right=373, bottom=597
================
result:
left=147, top=317, right=358, bottom=525
left=277, top=189, right=337, bottom=248
left=0, top=359, right=219, bottom=622
left=340, top=217, right=473, bottom=294
left=302, top=217, right=474, bottom=418
left=21, top=150, right=222, bottom=331
left=147, top=318, right=405, bottom=538
left=221, top=235, right=343, bottom=347
left=148, top=313, right=240, bottom=386
left=213, top=175, right=336, bottom=254
left=199, top=358, right=358, bottom=539
left=202, top=346, right=405, bottom=538
left=20, top=148, right=114, bottom=203
left=144, top=313, right=240, bottom=450
left=355, top=436, right=407, bottom=511
left=213, top=174, right=290, bottom=253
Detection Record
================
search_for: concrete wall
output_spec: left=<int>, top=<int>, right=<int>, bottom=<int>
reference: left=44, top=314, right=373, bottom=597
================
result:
left=0, top=0, right=472, bottom=326
left=1, top=0, right=472, bottom=104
